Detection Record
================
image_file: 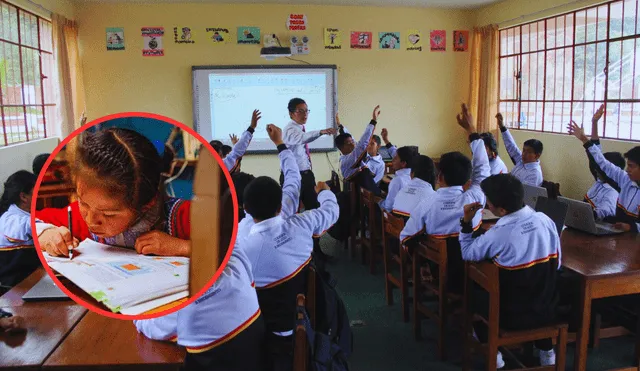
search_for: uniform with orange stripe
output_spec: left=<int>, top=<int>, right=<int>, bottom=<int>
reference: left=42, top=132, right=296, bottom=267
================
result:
left=223, top=126, right=254, bottom=172
left=584, top=180, right=618, bottom=220
left=133, top=247, right=267, bottom=371
left=379, top=168, right=412, bottom=212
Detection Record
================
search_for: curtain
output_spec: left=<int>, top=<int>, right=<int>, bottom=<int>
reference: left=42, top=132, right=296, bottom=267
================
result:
left=51, top=14, right=85, bottom=139
left=468, top=24, right=499, bottom=136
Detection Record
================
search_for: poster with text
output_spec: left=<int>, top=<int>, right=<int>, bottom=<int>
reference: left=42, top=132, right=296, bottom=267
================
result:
left=350, top=31, right=372, bottom=49
left=106, top=27, right=124, bottom=51
left=141, top=27, right=164, bottom=56
left=206, top=27, right=230, bottom=44
left=287, top=14, right=307, bottom=31
left=379, top=32, right=400, bottom=49
left=453, top=30, right=469, bottom=52
left=237, top=27, right=260, bottom=44
left=430, top=30, right=446, bottom=52
left=174, top=26, right=195, bottom=44
left=324, top=28, right=342, bottom=50
left=406, top=30, right=422, bottom=51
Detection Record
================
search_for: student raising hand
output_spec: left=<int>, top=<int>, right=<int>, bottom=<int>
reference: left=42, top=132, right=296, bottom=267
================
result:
left=568, top=121, right=589, bottom=144
left=495, top=112, right=506, bottom=130
left=229, top=133, right=239, bottom=145
left=251, top=109, right=261, bottom=129
left=591, top=103, right=605, bottom=140
left=456, top=103, right=476, bottom=134
left=134, top=230, right=191, bottom=257
left=267, top=124, right=283, bottom=145
left=39, top=226, right=79, bottom=258
left=372, top=105, right=381, bottom=121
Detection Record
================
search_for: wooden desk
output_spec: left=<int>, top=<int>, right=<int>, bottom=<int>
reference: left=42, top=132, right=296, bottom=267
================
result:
left=561, top=229, right=640, bottom=371
left=44, top=311, right=185, bottom=370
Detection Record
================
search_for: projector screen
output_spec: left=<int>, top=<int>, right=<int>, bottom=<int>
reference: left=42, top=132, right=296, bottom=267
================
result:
left=192, top=65, right=338, bottom=153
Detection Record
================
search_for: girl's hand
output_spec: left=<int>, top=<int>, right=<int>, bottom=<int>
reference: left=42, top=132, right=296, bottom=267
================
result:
left=134, top=231, right=191, bottom=257
left=38, top=226, right=79, bottom=257
left=0, top=316, right=25, bottom=333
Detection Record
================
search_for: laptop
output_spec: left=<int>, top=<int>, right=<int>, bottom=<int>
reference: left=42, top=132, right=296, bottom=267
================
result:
left=523, top=184, right=548, bottom=208
left=557, top=196, right=624, bottom=235
left=22, top=275, right=70, bottom=302
left=534, top=196, right=568, bottom=237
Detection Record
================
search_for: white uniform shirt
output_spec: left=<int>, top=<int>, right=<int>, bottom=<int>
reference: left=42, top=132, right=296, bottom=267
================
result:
left=392, top=178, right=435, bottom=217
left=501, top=129, right=543, bottom=187
left=0, top=204, right=32, bottom=249
left=283, top=120, right=321, bottom=172
left=366, top=154, right=386, bottom=183
left=490, top=155, right=509, bottom=175
left=379, top=168, right=412, bottom=212
left=223, top=129, right=253, bottom=172
left=339, top=122, right=375, bottom=180
left=585, top=180, right=619, bottom=220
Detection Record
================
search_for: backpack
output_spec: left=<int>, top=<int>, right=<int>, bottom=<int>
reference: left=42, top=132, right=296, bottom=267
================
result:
left=298, top=307, right=349, bottom=371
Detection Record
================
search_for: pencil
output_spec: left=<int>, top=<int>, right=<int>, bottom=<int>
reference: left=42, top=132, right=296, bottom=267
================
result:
left=67, top=205, right=73, bottom=260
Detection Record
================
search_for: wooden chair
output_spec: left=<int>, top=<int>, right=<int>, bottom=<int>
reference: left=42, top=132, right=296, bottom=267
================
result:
left=293, top=294, right=309, bottom=371
left=463, top=262, right=568, bottom=371
left=347, top=182, right=360, bottom=259
left=381, top=210, right=411, bottom=322
left=359, top=187, right=383, bottom=274
left=412, top=236, right=451, bottom=360
left=306, top=265, right=316, bottom=329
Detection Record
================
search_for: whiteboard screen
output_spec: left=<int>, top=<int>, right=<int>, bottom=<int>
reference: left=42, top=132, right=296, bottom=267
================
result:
left=192, top=65, right=337, bottom=153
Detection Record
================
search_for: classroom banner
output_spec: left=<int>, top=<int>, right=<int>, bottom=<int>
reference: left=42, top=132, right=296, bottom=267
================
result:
left=453, top=30, right=469, bottom=52
left=430, top=30, right=446, bottom=52
left=106, top=27, right=124, bottom=51
left=379, top=32, right=400, bottom=49
left=206, top=28, right=229, bottom=44
left=350, top=31, right=372, bottom=49
left=141, top=27, right=164, bottom=56
left=324, top=28, right=342, bottom=50
left=286, top=14, right=307, bottom=31
left=237, top=26, right=260, bottom=44
left=173, top=26, right=195, bottom=44
left=406, top=29, right=422, bottom=51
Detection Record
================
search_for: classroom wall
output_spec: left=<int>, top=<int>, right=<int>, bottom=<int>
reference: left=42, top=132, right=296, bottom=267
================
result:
left=75, top=2, right=474, bottom=181
left=6, top=0, right=76, bottom=20
left=0, top=137, right=59, bottom=195
left=475, top=0, right=637, bottom=199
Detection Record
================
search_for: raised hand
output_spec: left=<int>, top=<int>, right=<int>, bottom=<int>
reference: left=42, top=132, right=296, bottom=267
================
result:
left=335, top=113, right=341, bottom=127
left=229, top=133, right=239, bottom=145
left=251, top=109, right=261, bottom=129
left=266, top=124, right=283, bottom=145
left=592, top=103, right=605, bottom=123
left=463, top=202, right=483, bottom=223
left=381, top=128, right=390, bottom=145
left=495, top=112, right=505, bottom=129
left=372, top=105, right=381, bottom=121
left=456, top=103, right=476, bottom=134
left=567, top=121, right=589, bottom=143
left=591, top=103, right=605, bottom=141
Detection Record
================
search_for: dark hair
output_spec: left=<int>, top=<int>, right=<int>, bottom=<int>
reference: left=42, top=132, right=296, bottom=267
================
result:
left=397, top=146, right=418, bottom=167
left=209, top=140, right=223, bottom=156
left=438, top=151, right=472, bottom=186
left=589, top=151, right=626, bottom=181
left=32, top=153, right=50, bottom=176
left=221, top=145, right=232, bottom=158
left=625, top=146, right=640, bottom=166
left=411, top=155, right=436, bottom=187
left=232, top=172, right=256, bottom=219
left=334, top=133, right=352, bottom=149
left=524, top=139, right=544, bottom=155
left=0, top=170, right=36, bottom=216
left=372, top=135, right=381, bottom=146
left=480, top=132, right=498, bottom=156
left=288, top=98, right=306, bottom=112
left=480, top=174, right=524, bottom=213
left=243, top=176, right=282, bottom=221
left=75, top=128, right=164, bottom=212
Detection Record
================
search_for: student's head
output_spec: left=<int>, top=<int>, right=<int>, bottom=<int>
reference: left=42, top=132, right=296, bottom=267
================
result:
left=74, top=128, right=164, bottom=238
left=209, top=140, right=224, bottom=157
left=480, top=174, right=525, bottom=217
left=335, top=133, right=355, bottom=155
left=522, top=139, right=543, bottom=164
left=32, top=153, right=50, bottom=177
left=231, top=171, right=256, bottom=218
left=367, top=135, right=381, bottom=155
left=437, top=151, right=472, bottom=188
left=221, top=145, right=232, bottom=158
left=624, top=146, right=640, bottom=182
left=391, top=146, right=417, bottom=171
left=244, top=176, right=282, bottom=221
left=0, top=170, right=36, bottom=215
left=410, top=155, right=436, bottom=187
left=480, top=132, right=498, bottom=160
left=589, top=152, right=626, bottom=182
left=288, top=98, right=308, bottom=125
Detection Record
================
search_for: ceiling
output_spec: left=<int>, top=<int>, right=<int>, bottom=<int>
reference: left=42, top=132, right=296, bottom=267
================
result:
left=77, top=0, right=503, bottom=9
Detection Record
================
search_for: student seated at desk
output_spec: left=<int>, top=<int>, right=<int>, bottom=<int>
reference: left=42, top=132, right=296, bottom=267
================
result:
left=569, top=121, right=640, bottom=233
left=0, top=171, right=41, bottom=287
left=35, top=128, right=191, bottom=257
left=392, top=155, right=436, bottom=219
left=364, top=130, right=398, bottom=185
left=134, top=246, right=267, bottom=371
left=378, top=146, right=418, bottom=212
left=480, top=132, right=508, bottom=175
left=400, top=104, right=490, bottom=293
left=460, top=174, right=561, bottom=367
left=209, top=109, right=260, bottom=173
left=497, top=113, right=544, bottom=187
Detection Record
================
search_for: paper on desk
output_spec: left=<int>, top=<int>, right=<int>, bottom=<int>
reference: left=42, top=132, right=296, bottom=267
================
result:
left=119, top=290, right=188, bottom=315
left=482, top=208, right=500, bottom=221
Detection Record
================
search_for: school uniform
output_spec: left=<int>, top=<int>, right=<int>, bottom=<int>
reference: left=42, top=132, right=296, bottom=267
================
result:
left=585, top=142, right=640, bottom=232
left=0, top=205, right=40, bottom=286
left=392, top=177, right=435, bottom=218
left=339, top=120, right=376, bottom=181
left=134, top=247, right=267, bottom=371
left=379, top=168, right=412, bottom=212
left=223, top=127, right=254, bottom=173
left=400, top=135, right=490, bottom=292
left=282, top=120, right=323, bottom=211
left=585, top=180, right=619, bottom=220
left=366, top=154, right=386, bottom=183
left=490, top=155, right=509, bottom=175
left=501, top=127, right=543, bottom=187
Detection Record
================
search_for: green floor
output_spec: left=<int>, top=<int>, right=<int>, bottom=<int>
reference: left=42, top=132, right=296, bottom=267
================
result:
left=319, top=235, right=638, bottom=371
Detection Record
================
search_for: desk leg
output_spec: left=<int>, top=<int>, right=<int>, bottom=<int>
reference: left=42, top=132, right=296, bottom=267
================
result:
left=575, top=278, right=592, bottom=371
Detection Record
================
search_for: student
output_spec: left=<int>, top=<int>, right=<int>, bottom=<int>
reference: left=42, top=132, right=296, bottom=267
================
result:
left=221, top=145, right=232, bottom=158
left=378, top=146, right=417, bottom=212
left=35, top=128, right=191, bottom=257
left=365, top=135, right=386, bottom=184
left=569, top=121, right=640, bottom=233
left=231, top=172, right=257, bottom=221
left=222, top=109, right=261, bottom=173
left=32, top=153, right=50, bottom=176
left=392, top=155, right=436, bottom=218
left=497, top=113, right=544, bottom=187
left=242, top=164, right=339, bottom=369
left=480, top=132, right=508, bottom=175
left=134, top=246, right=266, bottom=371
left=400, top=104, right=490, bottom=293
left=0, top=171, right=41, bottom=286
left=460, top=174, right=560, bottom=367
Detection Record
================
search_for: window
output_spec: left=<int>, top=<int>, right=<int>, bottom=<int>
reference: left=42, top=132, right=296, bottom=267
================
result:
left=0, top=0, right=54, bottom=147
left=499, top=0, right=640, bottom=141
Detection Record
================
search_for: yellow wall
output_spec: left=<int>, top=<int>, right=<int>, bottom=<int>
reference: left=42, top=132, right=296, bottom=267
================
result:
left=76, top=2, right=473, bottom=180
left=7, top=0, right=76, bottom=20
left=475, top=0, right=638, bottom=199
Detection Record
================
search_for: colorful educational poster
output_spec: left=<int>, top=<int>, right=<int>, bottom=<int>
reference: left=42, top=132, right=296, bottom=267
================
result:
left=324, top=28, right=341, bottom=50
left=286, top=14, right=307, bottom=31
left=290, top=35, right=310, bottom=55
left=173, top=26, right=195, bottom=44
left=237, top=27, right=260, bottom=44
left=406, top=30, right=422, bottom=51
left=206, top=27, right=229, bottom=44
left=430, top=30, right=446, bottom=52
left=141, top=27, right=164, bottom=56
left=378, top=32, right=400, bottom=49
left=350, top=31, right=372, bottom=49
left=106, top=27, right=124, bottom=51
left=453, top=30, right=469, bottom=52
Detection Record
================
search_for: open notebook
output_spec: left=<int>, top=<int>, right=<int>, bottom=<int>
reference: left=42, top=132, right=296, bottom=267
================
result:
left=44, top=239, right=189, bottom=315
